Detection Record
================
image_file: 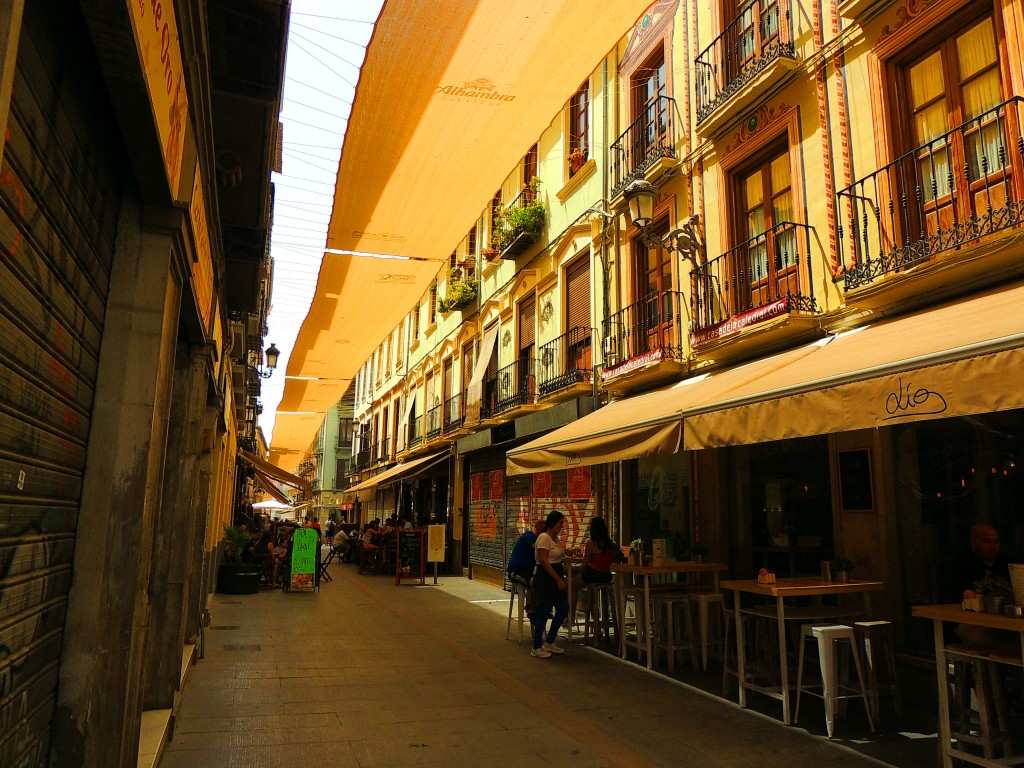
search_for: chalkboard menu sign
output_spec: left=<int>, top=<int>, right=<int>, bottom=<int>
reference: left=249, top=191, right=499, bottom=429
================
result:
left=395, top=528, right=425, bottom=585
left=288, top=528, right=319, bottom=592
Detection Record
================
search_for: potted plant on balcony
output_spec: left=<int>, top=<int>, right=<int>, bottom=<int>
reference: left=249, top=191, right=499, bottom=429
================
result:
left=568, top=147, right=587, bottom=173
left=493, top=179, right=545, bottom=255
left=217, top=524, right=261, bottom=594
left=481, top=246, right=500, bottom=262
left=437, top=270, right=477, bottom=313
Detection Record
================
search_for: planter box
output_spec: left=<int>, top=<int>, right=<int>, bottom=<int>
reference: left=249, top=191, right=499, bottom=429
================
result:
left=217, top=563, right=261, bottom=594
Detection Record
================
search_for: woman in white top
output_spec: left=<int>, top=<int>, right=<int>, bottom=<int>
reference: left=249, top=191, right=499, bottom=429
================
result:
left=531, top=510, right=569, bottom=658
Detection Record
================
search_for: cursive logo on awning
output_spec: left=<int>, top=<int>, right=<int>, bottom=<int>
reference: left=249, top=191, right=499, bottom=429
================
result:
left=436, top=77, right=515, bottom=102
left=564, top=453, right=581, bottom=466
left=882, top=376, right=947, bottom=421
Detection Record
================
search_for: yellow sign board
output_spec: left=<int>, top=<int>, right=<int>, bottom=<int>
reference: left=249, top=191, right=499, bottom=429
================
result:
left=189, top=164, right=214, bottom=330
left=427, top=525, right=445, bottom=563
left=127, top=0, right=189, bottom=199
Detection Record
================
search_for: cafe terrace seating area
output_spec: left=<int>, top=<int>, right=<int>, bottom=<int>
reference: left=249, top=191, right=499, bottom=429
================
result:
left=537, top=549, right=1024, bottom=768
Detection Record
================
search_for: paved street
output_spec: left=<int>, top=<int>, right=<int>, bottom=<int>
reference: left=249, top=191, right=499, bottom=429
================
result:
left=159, top=560, right=932, bottom=768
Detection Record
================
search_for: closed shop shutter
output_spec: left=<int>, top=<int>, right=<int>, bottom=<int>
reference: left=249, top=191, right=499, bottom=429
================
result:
left=467, top=449, right=506, bottom=574
left=503, top=474, right=534, bottom=586
left=0, top=3, right=123, bottom=763
left=566, top=258, right=590, bottom=331
left=532, top=469, right=597, bottom=552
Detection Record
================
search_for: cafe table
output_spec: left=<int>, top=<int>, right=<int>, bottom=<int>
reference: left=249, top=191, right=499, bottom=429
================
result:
left=721, top=576, right=883, bottom=725
left=610, top=561, right=728, bottom=669
left=912, top=603, right=1024, bottom=768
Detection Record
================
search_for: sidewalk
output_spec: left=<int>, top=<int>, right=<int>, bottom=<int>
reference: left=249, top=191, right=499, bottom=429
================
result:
left=158, top=562, right=928, bottom=768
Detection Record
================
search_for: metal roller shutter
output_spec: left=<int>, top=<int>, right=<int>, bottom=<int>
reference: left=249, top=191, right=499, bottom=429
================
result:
left=0, top=3, right=122, bottom=762
left=566, top=258, right=590, bottom=331
left=519, top=296, right=535, bottom=351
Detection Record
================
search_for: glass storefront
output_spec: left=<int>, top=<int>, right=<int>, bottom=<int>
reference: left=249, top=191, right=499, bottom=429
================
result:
left=625, top=453, right=692, bottom=558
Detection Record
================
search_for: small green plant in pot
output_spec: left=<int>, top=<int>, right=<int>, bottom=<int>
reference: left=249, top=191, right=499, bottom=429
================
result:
left=217, top=524, right=261, bottom=594
left=975, top=574, right=1013, bottom=613
left=437, top=270, right=477, bottom=313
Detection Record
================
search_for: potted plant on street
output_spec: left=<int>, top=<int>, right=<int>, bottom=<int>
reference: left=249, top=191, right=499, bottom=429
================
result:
left=217, top=524, right=261, bottom=594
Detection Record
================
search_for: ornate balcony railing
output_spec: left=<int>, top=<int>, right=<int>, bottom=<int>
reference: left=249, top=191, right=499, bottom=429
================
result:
left=354, top=449, right=371, bottom=471
left=838, top=96, right=1024, bottom=290
left=407, top=414, right=423, bottom=450
left=602, top=290, right=686, bottom=366
left=690, top=221, right=817, bottom=341
left=443, top=391, right=465, bottom=433
left=694, top=0, right=795, bottom=124
left=537, top=327, right=593, bottom=395
left=494, top=357, right=537, bottom=414
left=426, top=402, right=442, bottom=440
left=611, top=96, right=677, bottom=196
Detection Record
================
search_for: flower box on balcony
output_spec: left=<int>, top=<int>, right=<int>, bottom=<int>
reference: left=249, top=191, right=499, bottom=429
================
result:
left=437, top=273, right=477, bottom=313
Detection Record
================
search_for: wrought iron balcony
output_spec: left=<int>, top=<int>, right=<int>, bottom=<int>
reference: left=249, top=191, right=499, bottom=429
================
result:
left=695, top=0, right=795, bottom=124
left=602, top=290, right=686, bottom=367
left=493, top=185, right=544, bottom=258
left=611, top=95, right=677, bottom=196
left=426, top=402, right=442, bottom=440
left=354, top=449, right=371, bottom=471
left=407, top=415, right=423, bottom=450
left=839, top=96, right=1024, bottom=290
left=690, top=221, right=817, bottom=342
left=443, top=391, right=465, bottom=433
left=494, top=357, right=537, bottom=414
left=537, top=327, right=593, bottom=395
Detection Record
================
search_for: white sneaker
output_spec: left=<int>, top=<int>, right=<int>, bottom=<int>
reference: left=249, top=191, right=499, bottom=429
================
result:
left=530, top=647, right=552, bottom=658
left=543, top=642, right=565, bottom=655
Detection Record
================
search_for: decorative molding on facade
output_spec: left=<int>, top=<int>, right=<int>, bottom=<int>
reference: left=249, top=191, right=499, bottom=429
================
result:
left=620, top=0, right=680, bottom=71
left=721, top=102, right=794, bottom=155
left=877, top=0, right=938, bottom=43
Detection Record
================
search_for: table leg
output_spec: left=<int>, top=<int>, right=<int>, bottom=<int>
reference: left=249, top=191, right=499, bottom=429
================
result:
left=777, top=597, right=791, bottom=725
left=644, top=574, right=653, bottom=670
left=734, top=591, right=747, bottom=708
left=933, top=618, right=953, bottom=768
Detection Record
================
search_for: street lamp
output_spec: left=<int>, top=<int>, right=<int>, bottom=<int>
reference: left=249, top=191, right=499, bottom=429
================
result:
left=622, top=179, right=703, bottom=265
left=260, top=342, right=280, bottom=379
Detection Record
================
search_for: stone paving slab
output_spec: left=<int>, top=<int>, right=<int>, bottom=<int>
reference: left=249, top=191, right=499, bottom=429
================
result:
left=159, top=563, right=922, bottom=768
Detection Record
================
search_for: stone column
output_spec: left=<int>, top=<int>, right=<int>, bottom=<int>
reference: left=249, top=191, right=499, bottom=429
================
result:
left=52, top=197, right=181, bottom=768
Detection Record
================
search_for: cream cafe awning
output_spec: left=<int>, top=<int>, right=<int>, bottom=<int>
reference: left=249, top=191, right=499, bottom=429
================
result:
left=270, top=0, right=654, bottom=471
left=340, top=450, right=448, bottom=503
left=254, top=472, right=293, bottom=506
left=506, top=341, right=827, bottom=474
left=682, top=281, right=1024, bottom=449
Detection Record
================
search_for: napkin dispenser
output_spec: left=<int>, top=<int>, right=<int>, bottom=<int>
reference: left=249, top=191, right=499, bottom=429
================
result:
left=651, top=538, right=667, bottom=566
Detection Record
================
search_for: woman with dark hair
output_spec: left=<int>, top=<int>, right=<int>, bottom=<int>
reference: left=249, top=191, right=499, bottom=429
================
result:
left=570, top=516, right=623, bottom=620
left=531, top=510, right=569, bottom=658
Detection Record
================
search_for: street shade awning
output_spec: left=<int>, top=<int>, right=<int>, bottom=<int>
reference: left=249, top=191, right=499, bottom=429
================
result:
left=239, top=448, right=311, bottom=491
left=340, top=450, right=448, bottom=502
left=252, top=498, right=293, bottom=511
left=253, top=472, right=293, bottom=506
left=270, top=0, right=655, bottom=470
left=506, top=341, right=826, bottom=474
left=682, top=280, right=1024, bottom=448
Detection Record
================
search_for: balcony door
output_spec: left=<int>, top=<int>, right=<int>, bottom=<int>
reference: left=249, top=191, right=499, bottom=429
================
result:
left=734, top=145, right=795, bottom=312
left=566, top=258, right=592, bottom=373
left=902, top=15, right=1007, bottom=239
left=725, top=0, right=782, bottom=78
left=632, top=47, right=668, bottom=162
left=634, top=225, right=674, bottom=354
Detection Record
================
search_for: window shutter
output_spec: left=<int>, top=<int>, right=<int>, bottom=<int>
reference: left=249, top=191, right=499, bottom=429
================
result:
left=567, top=258, right=590, bottom=331
left=519, top=296, right=536, bottom=350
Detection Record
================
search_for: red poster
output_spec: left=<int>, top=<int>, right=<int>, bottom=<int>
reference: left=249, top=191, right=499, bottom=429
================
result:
left=489, top=469, right=505, bottom=500
left=533, top=471, right=552, bottom=498
left=567, top=466, right=592, bottom=499
left=471, top=473, right=484, bottom=501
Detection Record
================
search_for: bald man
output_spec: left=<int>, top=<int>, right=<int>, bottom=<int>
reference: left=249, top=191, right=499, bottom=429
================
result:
left=953, top=522, right=1013, bottom=642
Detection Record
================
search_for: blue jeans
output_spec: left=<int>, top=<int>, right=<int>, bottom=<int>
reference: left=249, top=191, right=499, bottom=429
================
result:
left=533, top=594, right=569, bottom=649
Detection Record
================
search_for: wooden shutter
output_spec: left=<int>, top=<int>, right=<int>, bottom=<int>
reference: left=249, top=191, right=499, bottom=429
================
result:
left=519, top=296, right=536, bottom=351
left=566, top=259, right=591, bottom=330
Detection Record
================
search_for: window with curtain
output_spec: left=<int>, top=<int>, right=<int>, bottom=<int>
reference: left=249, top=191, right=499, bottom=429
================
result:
left=568, top=80, right=589, bottom=174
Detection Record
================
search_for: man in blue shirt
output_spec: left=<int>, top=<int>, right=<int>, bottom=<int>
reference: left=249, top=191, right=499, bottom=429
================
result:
left=508, top=518, right=544, bottom=587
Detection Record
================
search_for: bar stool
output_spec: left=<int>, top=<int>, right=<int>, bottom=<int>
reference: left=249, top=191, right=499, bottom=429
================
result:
left=653, top=592, right=698, bottom=673
left=795, top=623, right=875, bottom=737
left=505, top=582, right=529, bottom=643
left=622, top=586, right=648, bottom=663
left=945, top=642, right=1020, bottom=761
left=689, top=591, right=725, bottom=671
left=583, top=583, right=617, bottom=645
left=723, top=605, right=775, bottom=695
left=854, top=621, right=903, bottom=723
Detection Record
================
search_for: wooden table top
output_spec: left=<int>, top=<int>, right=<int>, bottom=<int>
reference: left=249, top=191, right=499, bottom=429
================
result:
left=913, top=603, right=1024, bottom=632
left=721, top=576, right=884, bottom=597
left=610, top=561, right=727, bottom=575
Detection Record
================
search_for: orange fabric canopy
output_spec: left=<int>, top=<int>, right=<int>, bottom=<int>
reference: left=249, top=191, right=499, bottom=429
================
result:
left=270, top=0, right=653, bottom=470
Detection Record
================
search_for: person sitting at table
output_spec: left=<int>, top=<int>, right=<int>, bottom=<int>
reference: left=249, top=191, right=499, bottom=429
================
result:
left=508, top=518, right=544, bottom=588
left=952, top=521, right=1013, bottom=643
left=531, top=510, right=570, bottom=659
left=570, top=516, right=624, bottom=621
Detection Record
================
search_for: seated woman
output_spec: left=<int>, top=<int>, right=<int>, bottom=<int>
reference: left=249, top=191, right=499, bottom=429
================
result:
left=570, top=517, right=623, bottom=621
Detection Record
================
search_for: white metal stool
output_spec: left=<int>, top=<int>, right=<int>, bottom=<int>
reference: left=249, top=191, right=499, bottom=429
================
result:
left=854, top=620, right=903, bottom=723
left=796, top=623, right=875, bottom=737
left=583, top=583, right=617, bottom=645
left=653, top=592, right=697, bottom=673
left=505, top=582, right=529, bottom=643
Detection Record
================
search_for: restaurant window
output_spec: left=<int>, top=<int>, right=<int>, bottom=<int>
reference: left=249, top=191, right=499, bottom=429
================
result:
left=625, top=453, right=691, bottom=559
left=896, top=13, right=1008, bottom=236
left=730, top=140, right=797, bottom=314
